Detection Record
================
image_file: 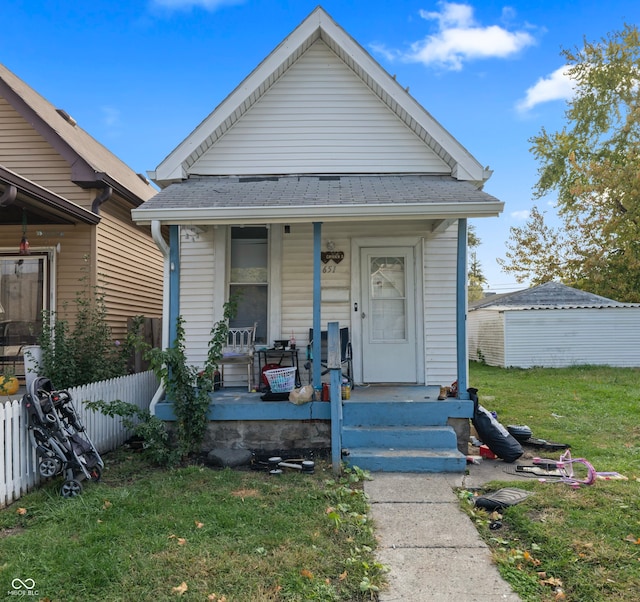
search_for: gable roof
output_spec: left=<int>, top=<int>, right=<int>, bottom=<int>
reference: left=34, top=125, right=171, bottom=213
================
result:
left=151, top=6, right=492, bottom=188
left=470, top=282, right=639, bottom=310
left=0, top=62, right=156, bottom=206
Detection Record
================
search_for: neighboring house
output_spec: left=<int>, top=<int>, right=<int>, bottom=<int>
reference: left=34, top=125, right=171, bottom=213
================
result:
left=132, top=7, right=504, bottom=470
left=468, top=282, right=640, bottom=368
left=0, top=62, right=164, bottom=378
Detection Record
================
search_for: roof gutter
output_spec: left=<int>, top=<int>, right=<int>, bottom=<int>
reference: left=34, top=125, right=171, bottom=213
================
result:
left=132, top=200, right=505, bottom=226
left=0, top=183, right=17, bottom=207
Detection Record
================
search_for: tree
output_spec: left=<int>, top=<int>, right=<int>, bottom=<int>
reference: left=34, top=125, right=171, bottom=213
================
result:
left=467, top=224, right=487, bottom=301
left=500, top=24, right=640, bottom=301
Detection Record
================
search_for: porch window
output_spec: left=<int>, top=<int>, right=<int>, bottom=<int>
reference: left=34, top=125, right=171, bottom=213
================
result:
left=229, top=227, right=268, bottom=344
left=0, top=255, right=46, bottom=375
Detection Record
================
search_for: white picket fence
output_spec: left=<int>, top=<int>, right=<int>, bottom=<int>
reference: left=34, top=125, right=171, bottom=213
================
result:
left=0, top=370, right=159, bottom=508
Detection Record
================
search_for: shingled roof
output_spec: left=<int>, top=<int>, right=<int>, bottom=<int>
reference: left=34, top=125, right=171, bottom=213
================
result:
left=132, top=174, right=502, bottom=225
left=470, top=282, right=639, bottom=310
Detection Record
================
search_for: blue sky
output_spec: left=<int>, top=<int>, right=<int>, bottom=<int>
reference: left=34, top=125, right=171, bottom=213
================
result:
left=2, top=0, right=638, bottom=291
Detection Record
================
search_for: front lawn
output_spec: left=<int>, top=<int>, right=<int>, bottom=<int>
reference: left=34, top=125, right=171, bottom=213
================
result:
left=465, top=363, right=640, bottom=601
left=0, top=453, right=385, bottom=601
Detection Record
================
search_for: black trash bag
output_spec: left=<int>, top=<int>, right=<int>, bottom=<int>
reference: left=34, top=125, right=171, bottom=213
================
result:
left=468, top=387, right=523, bottom=463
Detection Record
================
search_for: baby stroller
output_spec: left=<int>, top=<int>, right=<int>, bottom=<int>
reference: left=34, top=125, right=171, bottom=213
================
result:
left=25, top=377, right=104, bottom=497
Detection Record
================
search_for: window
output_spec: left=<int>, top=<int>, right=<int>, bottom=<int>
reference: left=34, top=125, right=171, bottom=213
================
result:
left=229, top=227, right=268, bottom=344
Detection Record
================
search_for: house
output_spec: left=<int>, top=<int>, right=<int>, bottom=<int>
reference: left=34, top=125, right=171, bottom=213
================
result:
left=132, top=7, right=504, bottom=471
left=0, top=62, right=164, bottom=378
left=468, top=282, right=640, bottom=368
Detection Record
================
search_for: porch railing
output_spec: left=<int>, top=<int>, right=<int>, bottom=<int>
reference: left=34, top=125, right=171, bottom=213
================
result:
left=0, top=370, right=158, bottom=508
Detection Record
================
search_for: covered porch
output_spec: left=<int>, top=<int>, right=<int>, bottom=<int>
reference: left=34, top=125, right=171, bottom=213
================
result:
left=154, top=382, right=473, bottom=473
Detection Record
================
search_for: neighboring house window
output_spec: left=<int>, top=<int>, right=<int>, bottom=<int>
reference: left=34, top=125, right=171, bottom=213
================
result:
left=229, top=227, right=268, bottom=344
left=0, top=254, right=47, bottom=375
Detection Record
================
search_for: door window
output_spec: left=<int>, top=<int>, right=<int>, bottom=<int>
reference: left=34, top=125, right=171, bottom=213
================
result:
left=369, top=256, right=407, bottom=341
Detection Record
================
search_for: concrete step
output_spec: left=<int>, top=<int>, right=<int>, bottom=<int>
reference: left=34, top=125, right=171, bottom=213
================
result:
left=342, top=400, right=473, bottom=427
left=342, top=425, right=458, bottom=450
left=343, top=447, right=467, bottom=473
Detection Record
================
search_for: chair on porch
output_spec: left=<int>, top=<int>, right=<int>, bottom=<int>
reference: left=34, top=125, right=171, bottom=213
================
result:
left=219, top=323, right=257, bottom=392
left=305, top=327, right=353, bottom=387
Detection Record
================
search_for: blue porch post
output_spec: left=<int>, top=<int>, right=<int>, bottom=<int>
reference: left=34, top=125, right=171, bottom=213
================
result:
left=312, top=222, right=322, bottom=393
left=456, top=218, right=469, bottom=400
left=327, top=321, right=342, bottom=474
left=169, top=225, right=180, bottom=346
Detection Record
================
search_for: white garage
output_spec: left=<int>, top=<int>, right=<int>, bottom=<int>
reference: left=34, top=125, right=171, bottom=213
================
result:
left=468, top=282, right=640, bottom=368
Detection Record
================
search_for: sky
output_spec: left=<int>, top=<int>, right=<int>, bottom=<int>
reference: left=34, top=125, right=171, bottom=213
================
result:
left=2, top=0, right=639, bottom=292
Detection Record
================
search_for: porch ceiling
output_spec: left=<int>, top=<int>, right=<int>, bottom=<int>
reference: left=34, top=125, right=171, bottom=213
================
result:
left=132, top=174, right=503, bottom=225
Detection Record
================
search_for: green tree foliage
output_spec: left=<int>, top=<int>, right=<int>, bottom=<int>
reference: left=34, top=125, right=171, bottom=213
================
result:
left=467, top=225, right=486, bottom=301
left=500, top=24, right=640, bottom=301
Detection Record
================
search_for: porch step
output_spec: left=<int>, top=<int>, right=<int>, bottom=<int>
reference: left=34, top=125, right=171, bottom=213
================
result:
left=344, top=448, right=467, bottom=473
left=341, top=398, right=470, bottom=473
left=342, top=399, right=473, bottom=426
left=342, top=425, right=458, bottom=450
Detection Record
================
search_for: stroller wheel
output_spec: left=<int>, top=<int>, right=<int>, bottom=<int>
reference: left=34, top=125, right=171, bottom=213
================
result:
left=60, top=479, right=83, bottom=498
left=39, top=457, right=62, bottom=478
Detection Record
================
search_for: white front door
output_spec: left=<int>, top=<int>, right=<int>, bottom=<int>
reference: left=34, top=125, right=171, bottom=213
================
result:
left=360, top=247, right=417, bottom=383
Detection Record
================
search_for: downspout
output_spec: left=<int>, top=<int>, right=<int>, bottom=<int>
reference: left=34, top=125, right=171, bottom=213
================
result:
left=91, top=185, right=113, bottom=214
left=149, top=220, right=170, bottom=414
left=456, top=218, right=469, bottom=399
left=0, top=184, right=17, bottom=207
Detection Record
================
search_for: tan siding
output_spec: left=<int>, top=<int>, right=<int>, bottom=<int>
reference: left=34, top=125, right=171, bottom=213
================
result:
left=95, top=202, right=163, bottom=340
left=0, top=98, right=92, bottom=206
left=190, top=41, right=450, bottom=176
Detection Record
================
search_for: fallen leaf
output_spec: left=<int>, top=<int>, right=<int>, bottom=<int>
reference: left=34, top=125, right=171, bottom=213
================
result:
left=177, top=538, right=187, bottom=546
left=624, top=534, right=640, bottom=544
left=16, top=507, right=27, bottom=515
left=301, top=569, right=314, bottom=579
left=102, top=500, right=112, bottom=510
left=172, top=582, right=188, bottom=595
left=195, top=521, right=204, bottom=529
left=339, top=571, right=348, bottom=581
left=541, top=576, right=563, bottom=587
left=554, top=589, right=566, bottom=600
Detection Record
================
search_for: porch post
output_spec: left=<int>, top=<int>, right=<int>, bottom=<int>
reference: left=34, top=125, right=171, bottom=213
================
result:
left=312, top=222, right=322, bottom=393
left=327, top=321, right=342, bottom=474
left=456, top=218, right=469, bottom=400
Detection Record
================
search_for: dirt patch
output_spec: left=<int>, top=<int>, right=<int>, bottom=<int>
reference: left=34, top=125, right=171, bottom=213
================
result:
left=231, top=488, right=260, bottom=498
left=0, top=526, right=25, bottom=538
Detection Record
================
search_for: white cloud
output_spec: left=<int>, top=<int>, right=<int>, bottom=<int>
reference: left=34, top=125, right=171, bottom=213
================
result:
left=385, top=2, right=536, bottom=70
left=150, top=0, right=242, bottom=11
left=510, top=209, right=530, bottom=220
left=516, top=65, right=575, bottom=112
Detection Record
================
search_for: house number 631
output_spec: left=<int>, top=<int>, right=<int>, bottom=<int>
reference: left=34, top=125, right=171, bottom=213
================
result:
left=322, top=265, right=337, bottom=273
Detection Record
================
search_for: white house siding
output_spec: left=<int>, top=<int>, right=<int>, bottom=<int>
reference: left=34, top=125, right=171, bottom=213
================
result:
left=190, top=41, right=450, bottom=176
left=504, top=307, right=640, bottom=368
left=467, top=308, right=505, bottom=366
left=178, top=220, right=459, bottom=385
left=180, top=226, right=217, bottom=367
left=423, top=223, right=458, bottom=385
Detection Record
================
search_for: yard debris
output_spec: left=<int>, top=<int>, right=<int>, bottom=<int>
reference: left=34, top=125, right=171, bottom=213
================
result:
left=474, top=487, right=533, bottom=511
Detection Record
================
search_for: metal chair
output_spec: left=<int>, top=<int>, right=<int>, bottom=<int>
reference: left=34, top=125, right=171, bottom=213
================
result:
left=219, top=323, right=257, bottom=391
left=305, top=327, right=353, bottom=387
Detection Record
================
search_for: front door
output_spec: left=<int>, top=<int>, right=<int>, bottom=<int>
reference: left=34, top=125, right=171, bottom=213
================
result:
left=360, top=247, right=417, bottom=383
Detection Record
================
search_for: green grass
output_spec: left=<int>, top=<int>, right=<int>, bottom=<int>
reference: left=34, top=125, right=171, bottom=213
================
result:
left=0, top=454, right=385, bottom=601
left=464, top=363, right=640, bottom=601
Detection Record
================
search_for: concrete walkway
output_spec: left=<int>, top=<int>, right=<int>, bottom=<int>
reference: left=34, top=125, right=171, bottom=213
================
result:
left=364, top=468, right=523, bottom=602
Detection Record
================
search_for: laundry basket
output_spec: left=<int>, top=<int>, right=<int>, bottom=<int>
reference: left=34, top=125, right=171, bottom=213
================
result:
left=264, top=367, right=297, bottom=393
